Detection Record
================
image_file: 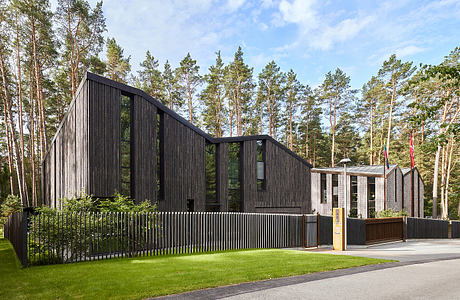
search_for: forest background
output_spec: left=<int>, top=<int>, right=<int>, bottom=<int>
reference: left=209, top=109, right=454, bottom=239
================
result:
left=0, top=0, right=458, bottom=219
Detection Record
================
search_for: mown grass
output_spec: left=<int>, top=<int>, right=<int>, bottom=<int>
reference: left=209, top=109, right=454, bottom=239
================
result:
left=0, top=238, right=393, bottom=299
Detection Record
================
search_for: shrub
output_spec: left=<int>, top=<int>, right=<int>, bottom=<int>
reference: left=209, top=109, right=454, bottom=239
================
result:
left=28, top=193, right=158, bottom=264
left=377, top=208, right=409, bottom=218
left=0, top=195, right=22, bottom=225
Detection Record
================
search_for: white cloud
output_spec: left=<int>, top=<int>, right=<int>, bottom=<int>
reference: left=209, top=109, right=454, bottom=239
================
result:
left=225, top=0, right=246, bottom=12
left=395, top=45, right=426, bottom=58
left=277, top=0, right=373, bottom=50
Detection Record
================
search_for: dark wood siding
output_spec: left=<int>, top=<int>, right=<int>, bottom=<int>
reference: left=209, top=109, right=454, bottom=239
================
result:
left=241, top=140, right=257, bottom=212
left=88, top=80, right=121, bottom=198
left=42, top=79, right=89, bottom=206
left=255, top=140, right=310, bottom=213
left=43, top=73, right=312, bottom=213
left=160, top=113, right=206, bottom=211
left=132, top=95, right=157, bottom=203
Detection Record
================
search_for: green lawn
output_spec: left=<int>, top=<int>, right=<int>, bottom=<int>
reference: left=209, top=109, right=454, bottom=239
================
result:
left=0, top=238, right=393, bottom=299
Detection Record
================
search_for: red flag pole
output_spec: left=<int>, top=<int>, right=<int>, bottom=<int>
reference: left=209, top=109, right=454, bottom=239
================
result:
left=410, top=132, right=414, bottom=217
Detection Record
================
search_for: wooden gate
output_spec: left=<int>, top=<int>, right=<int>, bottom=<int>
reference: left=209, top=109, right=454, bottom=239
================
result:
left=365, top=217, right=404, bottom=244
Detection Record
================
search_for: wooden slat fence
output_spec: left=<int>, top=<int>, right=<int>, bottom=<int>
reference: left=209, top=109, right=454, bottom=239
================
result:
left=3, top=212, right=28, bottom=266
left=365, top=217, right=404, bottom=244
left=6, top=212, right=303, bottom=266
left=406, top=217, right=449, bottom=239
left=451, top=221, right=460, bottom=238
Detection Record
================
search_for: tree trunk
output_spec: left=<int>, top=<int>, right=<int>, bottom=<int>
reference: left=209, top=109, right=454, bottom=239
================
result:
left=0, top=39, right=27, bottom=205
left=2, top=101, right=14, bottom=195
left=289, top=100, right=293, bottom=151
left=30, top=14, right=47, bottom=162
left=432, top=144, right=441, bottom=218
left=385, top=77, right=396, bottom=158
left=15, top=15, right=29, bottom=205
left=30, top=72, right=37, bottom=206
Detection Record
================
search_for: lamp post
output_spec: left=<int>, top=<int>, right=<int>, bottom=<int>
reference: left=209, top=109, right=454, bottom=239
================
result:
left=339, top=158, right=351, bottom=250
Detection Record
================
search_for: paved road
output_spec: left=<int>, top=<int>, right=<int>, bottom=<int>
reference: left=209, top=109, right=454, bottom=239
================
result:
left=157, top=240, right=460, bottom=300
left=223, top=258, right=460, bottom=299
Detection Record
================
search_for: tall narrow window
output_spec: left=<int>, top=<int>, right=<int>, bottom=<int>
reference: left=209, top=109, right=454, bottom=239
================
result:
left=320, top=173, right=327, bottom=203
left=332, top=174, right=338, bottom=208
left=156, top=111, right=164, bottom=201
left=256, top=140, right=266, bottom=190
left=120, top=94, right=132, bottom=197
left=350, top=176, right=358, bottom=217
left=368, top=177, right=376, bottom=218
left=228, top=142, right=241, bottom=212
left=205, top=142, right=218, bottom=211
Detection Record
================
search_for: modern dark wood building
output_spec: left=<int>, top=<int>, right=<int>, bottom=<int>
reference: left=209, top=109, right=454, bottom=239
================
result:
left=42, top=72, right=312, bottom=213
left=311, top=165, right=424, bottom=218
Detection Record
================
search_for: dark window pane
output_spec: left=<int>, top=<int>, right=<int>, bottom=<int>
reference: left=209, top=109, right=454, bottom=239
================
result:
left=332, top=174, right=338, bottom=208
left=205, top=143, right=218, bottom=212
left=120, top=95, right=131, bottom=198
left=350, top=176, right=358, bottom=217
left=228, top=143, right=241, bottom=212
left=321, top=173, right=327, bottom=203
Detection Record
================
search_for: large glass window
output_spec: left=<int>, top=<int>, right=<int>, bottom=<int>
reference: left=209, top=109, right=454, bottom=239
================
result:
left=332, top=174, right=338, bottom=208
left=120, top=94, right=132, bottom=197
left=320, top=173, right=327, bottom=203
left=228, top=142, right=241, bottom=212
left=368, top=177, right=376, bottom=218
left=350, top=176, right=358, bottom=217
left=205, top=143, right=218, bottom=211
left=256, top=140, right=266, bottom=190
left=156, top=111, right=164, bottom=201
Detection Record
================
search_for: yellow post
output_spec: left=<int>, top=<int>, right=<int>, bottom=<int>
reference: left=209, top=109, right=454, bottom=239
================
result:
left=333, top=208, right=345, bottom=251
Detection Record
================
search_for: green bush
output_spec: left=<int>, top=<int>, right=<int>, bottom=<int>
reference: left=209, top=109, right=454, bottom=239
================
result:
left=0, top=195, right=22, bottom=225
left=377, top=208, right=409, bottom=218
left=28, top=193, right=158, bottom=265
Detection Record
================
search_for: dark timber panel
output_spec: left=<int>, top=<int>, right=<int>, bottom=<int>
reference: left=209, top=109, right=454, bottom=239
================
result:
left=75, top=81, right=88, bottom=197
left=161, top=114, right=206, bottom=211
left=132, top=95, right=157, bottom=203
left=217, top=143, right=228, bottom=211
left=89, top=80, right=121, bottom=198
left=241, top=140, right=257, bottom=212
left=255, top=140, right=310, bottom=213
left=63, top=103, right=76, bottom=198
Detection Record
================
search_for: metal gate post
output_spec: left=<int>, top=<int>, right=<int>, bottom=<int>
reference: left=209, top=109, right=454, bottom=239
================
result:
left=302, top=214, right=306, bottom=248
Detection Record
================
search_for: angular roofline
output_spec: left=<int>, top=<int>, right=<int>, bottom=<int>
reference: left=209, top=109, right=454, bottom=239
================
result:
left=311, top=164, right=398, bottom=178
left=44, top=72, right=313, bottom=168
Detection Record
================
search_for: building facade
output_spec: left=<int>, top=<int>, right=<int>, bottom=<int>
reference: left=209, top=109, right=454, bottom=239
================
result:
left=311, top=165, right=424, bottom=218
left=42, top=72, right=312, bottom=213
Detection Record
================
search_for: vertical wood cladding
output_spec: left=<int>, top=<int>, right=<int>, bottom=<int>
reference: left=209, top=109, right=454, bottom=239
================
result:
left=132, top=95, right=156, bottom=203
left=88, top=80, right=121, bottom=198
left=43, top=73, right=313, bottom=213
left=42, top=80, right=89, bottom=206
left=161, top=113, right=206, bottom=212
left=254, top=140, right=310, bottom=213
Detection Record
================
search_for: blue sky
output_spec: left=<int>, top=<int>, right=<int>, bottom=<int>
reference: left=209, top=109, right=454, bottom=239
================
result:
left=63, top=0, right=460, bottom=90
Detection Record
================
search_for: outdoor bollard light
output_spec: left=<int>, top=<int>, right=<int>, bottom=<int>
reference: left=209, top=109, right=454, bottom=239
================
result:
left=339, top=158, right=351, bottom=250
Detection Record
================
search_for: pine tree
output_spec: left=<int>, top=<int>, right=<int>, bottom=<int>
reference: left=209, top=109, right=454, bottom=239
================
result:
left=318, top=68, right=355, bottom=167
left=257, top=60, right=284, bottom=138
left=377, top=54, right=415, bottom=159
left=105, top=37, right=131, bottom=84
left=225, top=46, right=255, bottom=136
left=162, top=60, right=181, bottom=110
left=138, top=51, right=163, bottom=101
left=201, top=51, right=226, bottom=137
left=56, top=0, right=105, bottom=97
left=175, top=53, right=201, bottom=124
left=284, top=69, right=301, bottom=150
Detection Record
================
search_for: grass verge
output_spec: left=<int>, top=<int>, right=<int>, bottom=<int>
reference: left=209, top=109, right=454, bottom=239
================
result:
left=0, top=238, right=393, bottom=299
